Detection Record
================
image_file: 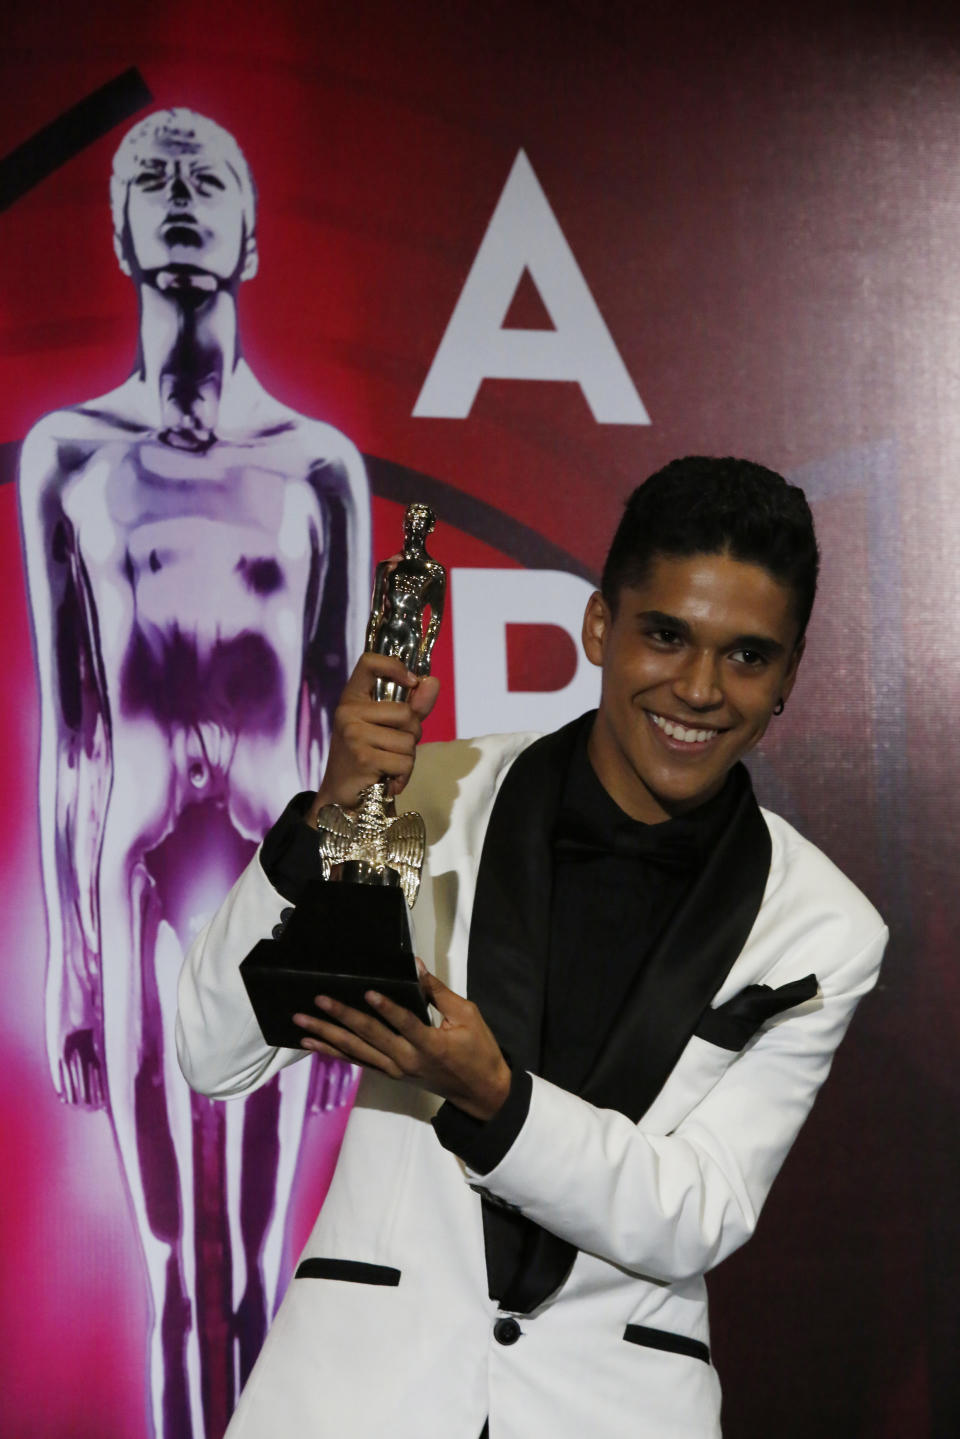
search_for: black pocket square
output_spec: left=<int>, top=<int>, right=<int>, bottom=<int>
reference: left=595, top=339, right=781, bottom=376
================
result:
left=694, top=974, right=819, bottom=1052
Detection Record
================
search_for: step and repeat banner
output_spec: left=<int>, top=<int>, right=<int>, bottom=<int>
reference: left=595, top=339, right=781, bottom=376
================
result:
left=0, top=2, right=956, bottom=1436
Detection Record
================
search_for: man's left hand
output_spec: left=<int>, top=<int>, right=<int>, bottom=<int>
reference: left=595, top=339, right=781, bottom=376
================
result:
left=293, top=968, right=512, bottom=1122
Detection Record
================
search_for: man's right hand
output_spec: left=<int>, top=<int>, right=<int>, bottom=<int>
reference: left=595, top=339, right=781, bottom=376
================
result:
left=307, top=653, right=440, bottom=822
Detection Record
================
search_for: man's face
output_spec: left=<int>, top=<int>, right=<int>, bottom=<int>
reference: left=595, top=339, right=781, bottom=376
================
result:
left=122, top=134, right=248, bottom=281
left=582, top=550, right=804, bottom=823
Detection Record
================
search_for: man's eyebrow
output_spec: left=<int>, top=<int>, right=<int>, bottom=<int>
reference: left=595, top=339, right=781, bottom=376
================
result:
left=635, top=609, right=691, bottom=636
left=730, top=633, right=786, bottom=657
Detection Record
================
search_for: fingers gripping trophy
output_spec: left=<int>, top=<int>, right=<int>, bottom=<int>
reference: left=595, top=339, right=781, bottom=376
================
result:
left=241, top=504, right=446, bottom=1043
left=316, top=502, right=446, bottom=906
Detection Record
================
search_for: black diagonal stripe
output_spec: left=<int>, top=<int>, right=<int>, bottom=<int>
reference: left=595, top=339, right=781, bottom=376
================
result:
left=366, top=455, right=597, bottom=581
left=0, top=68, right=152, bottom=213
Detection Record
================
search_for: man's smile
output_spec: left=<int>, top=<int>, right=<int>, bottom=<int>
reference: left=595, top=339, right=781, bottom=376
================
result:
left=647, top=710, right=725, bottom=748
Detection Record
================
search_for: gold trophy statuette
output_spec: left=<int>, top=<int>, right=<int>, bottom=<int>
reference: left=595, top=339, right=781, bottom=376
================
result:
left=240, top=503, right=446, bottom=1047
left=314, top=502, right=446, bottom=908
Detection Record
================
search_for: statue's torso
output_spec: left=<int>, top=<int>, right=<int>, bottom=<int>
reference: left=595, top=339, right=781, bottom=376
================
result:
left=49, top=412, right=343, bottom=838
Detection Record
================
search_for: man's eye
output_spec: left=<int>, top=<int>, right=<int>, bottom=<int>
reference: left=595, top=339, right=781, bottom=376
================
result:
left=134, top=170, right=166, bottom=191
left=647, top=628, right=683, bottom=646
left=731, top=648, right=767, bottom=667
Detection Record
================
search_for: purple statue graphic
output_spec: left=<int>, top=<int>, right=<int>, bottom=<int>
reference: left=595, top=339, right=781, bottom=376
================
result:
left=17, top=110, right=369, bottom=1438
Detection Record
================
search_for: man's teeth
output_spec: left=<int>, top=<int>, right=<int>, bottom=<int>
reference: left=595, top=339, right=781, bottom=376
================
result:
left=650, top=713, right=719, bottom=744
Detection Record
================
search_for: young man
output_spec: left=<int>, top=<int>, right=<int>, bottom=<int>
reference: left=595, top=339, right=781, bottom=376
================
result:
left=177, top=457, right=887, bottom=1439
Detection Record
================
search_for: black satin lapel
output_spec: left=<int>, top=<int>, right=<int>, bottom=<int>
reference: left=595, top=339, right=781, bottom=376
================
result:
left=466, top=714, right=585, bottom=1311
left=582, top=767, right=772, bottom=1120
left=500, top=771, right=772, bottom=1316
left=466, top=715, right=586, bottom=1073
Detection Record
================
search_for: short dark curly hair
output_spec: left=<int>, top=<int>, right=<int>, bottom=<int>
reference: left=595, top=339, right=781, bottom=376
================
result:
left=601, top=456, right=820, bottom=640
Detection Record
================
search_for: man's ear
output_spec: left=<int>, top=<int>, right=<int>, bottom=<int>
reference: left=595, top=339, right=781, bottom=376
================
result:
left=582, top=590, right=610, bottom=668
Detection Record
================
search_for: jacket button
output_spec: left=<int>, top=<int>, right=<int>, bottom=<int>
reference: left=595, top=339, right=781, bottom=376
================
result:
left=272, top=908, right=294, bottom=940
left=494, top=1317, right=522, bottom=1346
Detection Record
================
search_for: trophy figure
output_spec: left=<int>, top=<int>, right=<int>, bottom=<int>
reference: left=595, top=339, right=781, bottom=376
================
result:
left=315, top=502, right=445, bottom=905
left=241, top=504, right=446, bottom=1046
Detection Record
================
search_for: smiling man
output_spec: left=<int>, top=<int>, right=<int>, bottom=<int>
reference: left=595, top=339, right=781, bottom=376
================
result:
left=178, top=456, right=887, bottom=1439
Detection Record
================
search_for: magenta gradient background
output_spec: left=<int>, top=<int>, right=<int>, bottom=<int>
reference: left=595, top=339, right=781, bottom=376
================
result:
left=1, top=2, right=958, bottom=1435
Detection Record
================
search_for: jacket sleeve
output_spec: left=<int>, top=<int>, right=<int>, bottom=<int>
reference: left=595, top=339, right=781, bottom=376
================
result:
left=174, top=734, right=520, bottom=1101
left=470, top=920, right=887, bottom=1285
left=176, top=848, right=306, bottom=1098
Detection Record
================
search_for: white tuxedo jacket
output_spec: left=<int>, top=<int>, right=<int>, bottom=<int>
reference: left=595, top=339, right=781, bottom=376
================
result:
left=177, top=726, right=887, bottom=1439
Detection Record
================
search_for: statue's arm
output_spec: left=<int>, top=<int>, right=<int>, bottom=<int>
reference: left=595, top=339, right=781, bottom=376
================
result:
left=416, top=562, right=447, bottom=674
left=18, top=422, right=111, bottom=1108
left=299, top=435, right=372, bottom=790
left=365, top=561, right=392, bottom=652
left=296, top=436, right=372, bottom=1111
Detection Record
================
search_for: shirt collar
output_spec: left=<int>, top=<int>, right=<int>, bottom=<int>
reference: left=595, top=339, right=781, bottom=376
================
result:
left=554, top=714, right=745, bottom=868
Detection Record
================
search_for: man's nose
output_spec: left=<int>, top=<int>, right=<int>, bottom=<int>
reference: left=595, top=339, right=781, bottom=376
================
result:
left=672, top=649, right=723, bottom=710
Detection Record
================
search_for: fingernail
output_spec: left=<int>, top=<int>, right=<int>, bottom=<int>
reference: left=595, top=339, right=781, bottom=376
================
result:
left=366, top=991, right=383, bottom=1007
left=316, top=996, right=332, bottom=1011
left=415, top=957, right=426, bottom=976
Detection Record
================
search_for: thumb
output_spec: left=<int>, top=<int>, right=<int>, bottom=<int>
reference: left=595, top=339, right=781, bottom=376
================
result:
left=410, top=674, right=440, bottom=721
left=416, top=961, right=464, bottom=1018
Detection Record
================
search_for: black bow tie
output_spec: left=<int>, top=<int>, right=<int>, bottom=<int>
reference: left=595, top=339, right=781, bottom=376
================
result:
left=552, top=808, right=701, bottom=872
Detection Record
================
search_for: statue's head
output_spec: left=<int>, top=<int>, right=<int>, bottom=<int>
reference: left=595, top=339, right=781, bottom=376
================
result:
left=111, top=109, right=258, bottom=286
left=404, top=503, right=436, bottom=543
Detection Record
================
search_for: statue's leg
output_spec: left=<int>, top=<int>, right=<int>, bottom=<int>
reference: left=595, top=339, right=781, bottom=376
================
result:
left=220, top=736, right=315, bottom=1386
left=98, top=782, right=201, bottom=1439
left=224, top=1052, right=358, bottom=1392
left=223, top=1060, right=310, bottom=1387
left=144, top=793, right=259, bottom=1434
left=221, top=739, right=355, bottom=1387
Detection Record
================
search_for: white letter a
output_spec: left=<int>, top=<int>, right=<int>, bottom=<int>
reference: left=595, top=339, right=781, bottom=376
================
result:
left=413, top=150, right=650, bottom=425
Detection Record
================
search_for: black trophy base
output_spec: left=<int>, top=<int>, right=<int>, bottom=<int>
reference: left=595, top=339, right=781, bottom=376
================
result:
left=240, top=875, right=430, bottom=1049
